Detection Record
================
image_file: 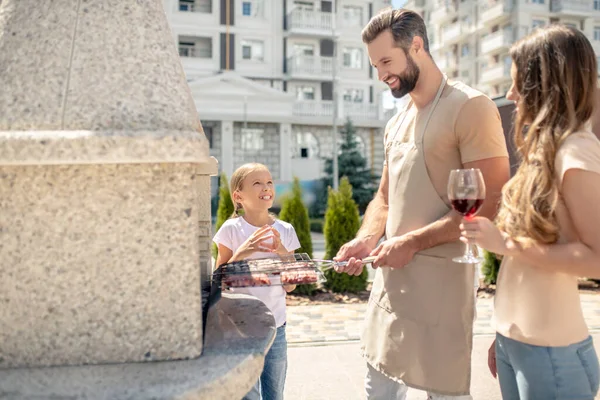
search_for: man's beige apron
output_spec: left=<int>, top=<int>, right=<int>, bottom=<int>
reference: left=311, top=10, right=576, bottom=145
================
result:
left=361, top=77, right=475, bottom=396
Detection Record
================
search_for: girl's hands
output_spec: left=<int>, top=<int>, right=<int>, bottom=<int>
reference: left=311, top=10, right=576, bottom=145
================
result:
left=460, top=217, right=510, bottom=256
left=231, top=225, right=279, bottom=261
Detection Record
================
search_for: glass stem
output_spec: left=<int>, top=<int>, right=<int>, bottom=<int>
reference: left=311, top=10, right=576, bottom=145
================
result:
left=465, top=243, right=476, bottom=259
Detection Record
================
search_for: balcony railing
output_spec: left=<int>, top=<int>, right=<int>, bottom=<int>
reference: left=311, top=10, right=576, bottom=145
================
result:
left=480, top=63, right=511, bottom=84
left=442, top=22, right=466, bottom=43
left=287, top=9, right=334, bottom=33
left=343, top=102, right=379, bottom=121
left=480, top=0, right=513, bottom=24
left=438, top=56, right=458, bottom=71
left=179, top=46, right=212, bottom=58
left=480, top=29, right=513, bottom=54
left=293, top=100, right=381, bottom=120
left=430, top=1, right=457, bottom=23
left=551, top=0, right=592, bottom=14
left=293, top=100, right=334, bottom=118
left=287, top=55, right=333, bottom=77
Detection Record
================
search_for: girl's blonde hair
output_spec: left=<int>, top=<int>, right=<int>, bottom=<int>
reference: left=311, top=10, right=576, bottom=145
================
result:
left=496, top=25, right=597, bottom=245
left=229, top=163, right=271, bottom=218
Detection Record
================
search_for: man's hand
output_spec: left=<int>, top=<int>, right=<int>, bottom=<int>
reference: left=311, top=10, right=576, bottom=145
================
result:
left=370, top=235, right=418, bottom=269
left=334, top=237, right=376, bottom=276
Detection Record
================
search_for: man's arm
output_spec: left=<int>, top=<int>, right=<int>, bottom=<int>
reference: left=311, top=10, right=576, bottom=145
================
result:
left=407, top=157, right=510, bottom=252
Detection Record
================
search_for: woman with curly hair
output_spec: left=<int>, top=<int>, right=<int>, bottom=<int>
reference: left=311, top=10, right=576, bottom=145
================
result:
left=461, top=25, right=600, bottom=398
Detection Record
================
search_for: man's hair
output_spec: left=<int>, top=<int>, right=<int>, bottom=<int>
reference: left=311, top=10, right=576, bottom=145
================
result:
left=361, top=8, right=429, bottom=54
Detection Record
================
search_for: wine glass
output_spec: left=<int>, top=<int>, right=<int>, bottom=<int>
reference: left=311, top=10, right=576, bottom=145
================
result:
left=448, top=168, right=486, bottom=264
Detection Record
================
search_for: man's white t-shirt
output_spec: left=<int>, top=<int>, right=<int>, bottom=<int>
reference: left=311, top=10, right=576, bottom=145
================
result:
left=213, top=217, right=301, bottom=327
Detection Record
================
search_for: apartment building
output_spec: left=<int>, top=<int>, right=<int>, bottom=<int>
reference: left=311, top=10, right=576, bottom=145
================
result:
left=163, top=0, right=394, bottom=192
left=405, top=0, right=600, bottom=98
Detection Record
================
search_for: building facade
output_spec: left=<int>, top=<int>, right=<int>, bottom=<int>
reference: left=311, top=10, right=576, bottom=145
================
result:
left=406, top=0, right=600, bottom=98
left=163, top=0, right=394, bottom=196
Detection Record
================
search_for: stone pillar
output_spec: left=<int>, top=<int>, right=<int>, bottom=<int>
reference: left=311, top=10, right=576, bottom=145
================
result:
left=0, top=0, right=217, bottom=368
left=220, top=120, right=235, bottom=177
left=279, top=122, right=293, bottom=182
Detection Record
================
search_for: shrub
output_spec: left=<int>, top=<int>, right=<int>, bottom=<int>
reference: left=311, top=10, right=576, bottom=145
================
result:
left=279, top=177, right=315, bottom=295
left=323, top=177, right=368, bottom=293
left=212, top=173, right=234, bottom=260
left=481, top=249, right=501, bottom=285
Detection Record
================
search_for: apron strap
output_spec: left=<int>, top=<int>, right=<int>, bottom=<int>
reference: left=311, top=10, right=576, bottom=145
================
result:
left=417, top=75, right=447, bottom=149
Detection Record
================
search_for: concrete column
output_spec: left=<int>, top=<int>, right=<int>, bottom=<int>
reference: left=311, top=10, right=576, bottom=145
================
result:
left=0, top=0, right=217, bottom=369
left=221, top=120, right=235, bottom=177
left=279, top=122, right=293, bottom=182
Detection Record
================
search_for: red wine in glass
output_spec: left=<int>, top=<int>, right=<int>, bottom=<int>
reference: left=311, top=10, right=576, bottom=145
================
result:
left=448, top=169, right=486, bottom=263
left=450, top=198, right=484, bottom=219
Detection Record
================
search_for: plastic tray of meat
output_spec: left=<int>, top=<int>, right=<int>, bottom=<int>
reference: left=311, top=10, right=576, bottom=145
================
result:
left=212, top=253, right=327, bottom=289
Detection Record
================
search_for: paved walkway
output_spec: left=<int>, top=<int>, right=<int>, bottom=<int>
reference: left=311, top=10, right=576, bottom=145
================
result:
left=287, top=293, right=600, bottom=345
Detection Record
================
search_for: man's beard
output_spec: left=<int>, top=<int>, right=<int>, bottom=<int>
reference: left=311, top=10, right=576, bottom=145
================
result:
left=390, top=55, right=420, bottom=99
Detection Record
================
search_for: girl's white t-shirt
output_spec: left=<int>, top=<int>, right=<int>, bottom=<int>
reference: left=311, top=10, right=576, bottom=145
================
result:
left=213, top=217, right=301, bottom=327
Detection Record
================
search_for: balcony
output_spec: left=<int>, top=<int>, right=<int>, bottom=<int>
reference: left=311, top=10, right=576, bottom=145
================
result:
left=287, top=56, right=333, bottom=79
left=178, top=46, right=212, bottom=58
left=459, top=55, right=473, bottom=71
left=430, top=1, right=458, bottom=24
left=293, top=100, right=381, bottom=121
left=293, top=100, right=334, bottom=118
left=551, top=0, right=594, bottom=15
left=342, top=102, right=379, bottom=121
left=442, top=22, right=466, bottom=44
left=405, top=0, right=426, bottom=8
left=480, top=63, right=511, bottom=84
left=480, top=0, right=512, bottom=25
left=480, top=29, right=513, bottom=54
left=286, top=9, right=334, bottom=36
left=437, top=56, right=458, bottom=71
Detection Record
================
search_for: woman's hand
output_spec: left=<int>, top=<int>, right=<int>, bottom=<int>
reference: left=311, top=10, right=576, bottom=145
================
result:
left=488, top=339, right=497, bottom=378
left=460, top=217, right=511, bottom=256
left=231, top=225, right=278, bottom=261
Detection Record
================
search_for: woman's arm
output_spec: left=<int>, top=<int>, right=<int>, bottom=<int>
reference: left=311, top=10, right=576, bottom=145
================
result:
left=511, top=169, right=600, bottom=278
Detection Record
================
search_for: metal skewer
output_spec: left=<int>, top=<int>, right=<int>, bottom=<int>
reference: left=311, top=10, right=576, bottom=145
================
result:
left=312, top=256, right=377, bottom=271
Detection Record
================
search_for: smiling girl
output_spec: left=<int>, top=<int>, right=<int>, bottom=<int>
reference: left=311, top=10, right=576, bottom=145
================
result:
left=213, top=162, right=300, bottom=400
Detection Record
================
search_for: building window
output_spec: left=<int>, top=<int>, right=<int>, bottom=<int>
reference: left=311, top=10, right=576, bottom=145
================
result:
left=241, top=40, right=264, bottom=61
left=179, top=0, right=211, bottom=12
left=180, top=0, right=195, bottom=11
left=242, top=0, right=263, bottom=17
left=296, top=86, right=315, bottom=100
left=531, top=0, right=544, bottom=4
left=461, top=44, right=469, bottom=57
left=343, top=48, right=363, bottom=69
left=343, top=6, right=363, bottom=26
left=294, top=0, right=315, bottom=10
left=294, top=132, right=320, bottom=159
left=241, top=128, right=265, bottom=151
left=178, top=37, right=212, bottom=58
left=532, top=19, right=546, bottom=29
left=343, top=88, right=364, bottom=103
left=594, top=27, right=600, bottom=41
left=595, top=0, right=600, bottom=9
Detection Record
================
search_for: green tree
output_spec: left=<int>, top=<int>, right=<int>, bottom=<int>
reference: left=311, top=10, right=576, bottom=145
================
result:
left=212, top=173, right=234, bottom=260
left=323, top=177, right=368, bottom=293
left=279, top=177, right=315, bottom=295
left=320, top=118, right=375, bottom=215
